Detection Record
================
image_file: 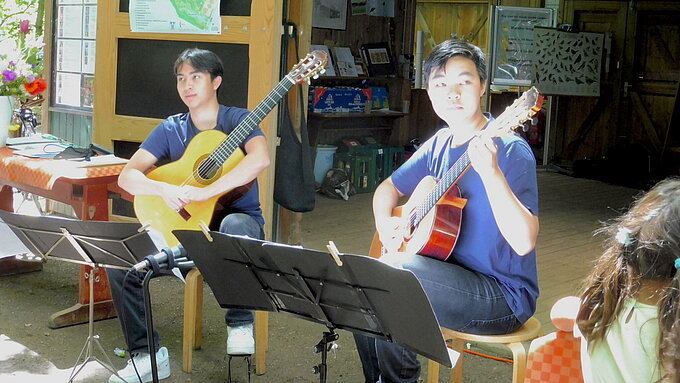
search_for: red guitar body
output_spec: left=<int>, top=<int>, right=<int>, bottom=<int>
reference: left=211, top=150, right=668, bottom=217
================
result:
left=369, top=176, right=467, bottom=260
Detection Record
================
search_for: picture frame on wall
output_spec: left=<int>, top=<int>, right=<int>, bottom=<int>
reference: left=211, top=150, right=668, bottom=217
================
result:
left=360, top=43, right=396, bottom=77
left=312, top=0, right=348, bottom=30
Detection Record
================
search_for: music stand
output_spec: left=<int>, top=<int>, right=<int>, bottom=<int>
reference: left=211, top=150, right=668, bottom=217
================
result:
left=0, top=210, right=158, bottom=383
left=174, top=230, right=452, bottom=383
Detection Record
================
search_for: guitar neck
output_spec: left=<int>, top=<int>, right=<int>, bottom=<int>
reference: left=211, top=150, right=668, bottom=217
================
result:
left=415, top=150, right=471, bottom=225
left=210, top=75, right=296, bottom=165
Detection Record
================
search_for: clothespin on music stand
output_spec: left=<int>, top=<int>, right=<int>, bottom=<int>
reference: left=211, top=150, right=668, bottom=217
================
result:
left=198, top=221, right=213, bottom=242
left=326, top=241, right=343, bottom=266
left=138, top=222, right=151, bottom=233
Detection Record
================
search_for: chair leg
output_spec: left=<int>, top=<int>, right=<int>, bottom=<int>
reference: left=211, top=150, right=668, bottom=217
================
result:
left=194, top=272, right=204, bottom=349
left=507, top=342, right=527, bottom=383
left=450, top=338, right=465, bottom=383
left=255, top=311, right=268, bottom=375
left=427, top=359, right=440, bottom=383
left=182, top=268, right=202, bottom=373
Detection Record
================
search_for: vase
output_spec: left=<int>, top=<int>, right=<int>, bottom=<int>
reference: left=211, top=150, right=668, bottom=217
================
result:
left=0, top=96, right=16, bottom=147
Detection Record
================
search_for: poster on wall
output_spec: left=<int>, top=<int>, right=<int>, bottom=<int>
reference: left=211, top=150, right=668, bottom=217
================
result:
left=491, top=6, right=554, bottom=86
left=532, top=28, right=603, bottom=97
left=313, top=0, right=348, bottom=30
left=53, top=0, right=97, bottom=110
left=129, top=0, right=221, bottom=34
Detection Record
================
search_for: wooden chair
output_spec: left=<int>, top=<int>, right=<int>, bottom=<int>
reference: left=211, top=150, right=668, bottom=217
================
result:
left=182, top=268, right=268, bottom=375
left=427, top=317, right=542, bottom=383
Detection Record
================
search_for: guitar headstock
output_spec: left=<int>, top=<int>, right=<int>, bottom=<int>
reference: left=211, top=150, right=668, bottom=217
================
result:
left=485, top=87, right=544, bottom=138
left=289, top=50, right=328, bottom=85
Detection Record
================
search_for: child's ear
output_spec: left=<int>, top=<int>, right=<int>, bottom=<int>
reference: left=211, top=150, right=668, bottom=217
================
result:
left=479, top=80, right=486, bottom=97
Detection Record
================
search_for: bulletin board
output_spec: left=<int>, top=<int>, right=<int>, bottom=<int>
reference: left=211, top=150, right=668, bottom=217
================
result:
left=490, top=6, right=554, bottom=86
left=532, top=27, right=603, bottom=97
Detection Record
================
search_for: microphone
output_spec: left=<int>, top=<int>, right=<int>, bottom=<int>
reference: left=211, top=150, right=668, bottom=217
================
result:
left=132, top=245, right=192, bottom=272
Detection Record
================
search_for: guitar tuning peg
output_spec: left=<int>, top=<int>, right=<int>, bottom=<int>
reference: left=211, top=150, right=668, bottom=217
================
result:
left=320, top=68, right=326, bottom=75
left=313, top=74, right=319, bottom=80
left=307, top=79, right=311, bottom=85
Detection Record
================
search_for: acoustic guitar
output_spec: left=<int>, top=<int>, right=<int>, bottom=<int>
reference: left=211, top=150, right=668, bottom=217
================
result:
left=134, top=51, right=328, bottom=246
left=369, top=87, right=544, bottom=260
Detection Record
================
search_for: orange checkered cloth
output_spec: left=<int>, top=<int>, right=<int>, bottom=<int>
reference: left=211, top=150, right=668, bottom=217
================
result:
left=0, top=147, right=125, bottom=190
left=525, top=330, right=584, bottom=383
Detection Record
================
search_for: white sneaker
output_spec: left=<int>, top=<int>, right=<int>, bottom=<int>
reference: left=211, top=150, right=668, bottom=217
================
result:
left=108, top=346, right=171, bottom=383
left=227, top=324, right=255, bottom=355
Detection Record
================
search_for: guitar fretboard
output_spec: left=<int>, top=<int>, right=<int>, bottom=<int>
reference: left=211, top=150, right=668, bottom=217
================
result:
left=206, top=75, right=296, bottom=168
left=413, top=149, right=471, bottom=227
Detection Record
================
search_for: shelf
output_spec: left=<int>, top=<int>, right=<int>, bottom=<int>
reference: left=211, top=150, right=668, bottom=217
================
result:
left=309, top=111, right=407, bottom=118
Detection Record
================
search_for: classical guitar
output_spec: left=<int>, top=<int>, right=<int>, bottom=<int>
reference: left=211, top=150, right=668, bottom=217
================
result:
left=134, top=51, right=328, bottom=246
left=369, top=87, right=544, bottom=260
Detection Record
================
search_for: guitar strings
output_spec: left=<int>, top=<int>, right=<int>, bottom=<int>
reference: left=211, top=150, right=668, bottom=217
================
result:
left=178, top=76, right=295, bottom=188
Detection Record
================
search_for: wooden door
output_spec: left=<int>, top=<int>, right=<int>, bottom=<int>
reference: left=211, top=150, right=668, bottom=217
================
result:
left=622, top=2, right=680, bottom=176
left=557, top=1, right=628, bottom=163
left=558, top=1, right=679, bottom=183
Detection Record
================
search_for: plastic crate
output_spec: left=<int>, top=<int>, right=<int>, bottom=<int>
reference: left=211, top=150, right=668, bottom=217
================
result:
left=334, top=152, right=379, bottom=193
left=384, top=146, right=405, bottom=176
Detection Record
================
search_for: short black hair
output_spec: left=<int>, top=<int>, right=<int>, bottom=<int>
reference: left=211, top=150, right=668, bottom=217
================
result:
left=173, top=48, right=224, bottom=81
left=423, top=40, right=487, bottom=87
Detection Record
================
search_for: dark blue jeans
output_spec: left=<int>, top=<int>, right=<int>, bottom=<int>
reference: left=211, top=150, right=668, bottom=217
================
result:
left=354, top=255, right=522, bottom=383
left=106, top=213, right=264, bottom=353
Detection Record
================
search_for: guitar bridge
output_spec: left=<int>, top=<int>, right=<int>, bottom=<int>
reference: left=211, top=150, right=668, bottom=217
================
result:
left=178, top=208, right=191, bottom=221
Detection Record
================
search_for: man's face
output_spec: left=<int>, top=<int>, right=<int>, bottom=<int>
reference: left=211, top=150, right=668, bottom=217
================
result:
left=175, top=62, right=221, bottom=110
left=426, top=56, right=485, bottom=126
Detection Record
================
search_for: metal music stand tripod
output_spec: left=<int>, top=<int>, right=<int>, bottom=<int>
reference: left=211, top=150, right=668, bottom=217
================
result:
left=174, top=230, right=453, bottom=383
left=0, top=210, right=157, bottom=383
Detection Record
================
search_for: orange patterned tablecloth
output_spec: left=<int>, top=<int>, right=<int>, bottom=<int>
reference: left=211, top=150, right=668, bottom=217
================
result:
left=0, top=147, right=126, bottom=190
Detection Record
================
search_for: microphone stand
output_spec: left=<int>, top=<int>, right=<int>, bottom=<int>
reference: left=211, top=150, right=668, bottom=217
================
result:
left=143, top=270, right=160, bottom=383
left=139, top=247, right=194, bottom=383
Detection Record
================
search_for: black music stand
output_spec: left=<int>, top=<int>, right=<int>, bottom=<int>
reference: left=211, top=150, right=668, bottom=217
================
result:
left=0, top=210, right=158, bottom=383
left=174, top=230, right=452, bottom=383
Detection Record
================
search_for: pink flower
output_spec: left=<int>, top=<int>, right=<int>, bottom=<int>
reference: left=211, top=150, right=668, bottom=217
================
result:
left=19, top=20, right=31, bottom=34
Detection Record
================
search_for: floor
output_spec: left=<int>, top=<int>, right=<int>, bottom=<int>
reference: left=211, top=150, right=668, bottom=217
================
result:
left=0, top=170, right=642, bottom=382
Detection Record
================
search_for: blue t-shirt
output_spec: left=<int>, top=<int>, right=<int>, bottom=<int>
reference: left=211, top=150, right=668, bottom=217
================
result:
left=140, top=105, right=265, bottom=226
left=391, top=119, right=539, bottom=323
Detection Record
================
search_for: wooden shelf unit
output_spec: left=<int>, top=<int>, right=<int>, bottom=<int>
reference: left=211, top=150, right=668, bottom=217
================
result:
left=308, top=76, right=411, bottom=147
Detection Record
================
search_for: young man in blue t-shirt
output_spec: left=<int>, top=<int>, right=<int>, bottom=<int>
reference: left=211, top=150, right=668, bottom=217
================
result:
left=354, top=40, right=540, bottom=382
left=106, top=48, right=270, bottom=383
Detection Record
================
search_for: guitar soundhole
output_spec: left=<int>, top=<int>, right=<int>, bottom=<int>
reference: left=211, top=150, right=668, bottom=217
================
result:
left=194, top=155, right=222, bottom=185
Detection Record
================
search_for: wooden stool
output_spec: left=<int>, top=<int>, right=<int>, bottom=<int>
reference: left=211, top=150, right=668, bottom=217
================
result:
left=182, top=268, right=269, bottom=375
left=427, top=317, right=542, bottom=383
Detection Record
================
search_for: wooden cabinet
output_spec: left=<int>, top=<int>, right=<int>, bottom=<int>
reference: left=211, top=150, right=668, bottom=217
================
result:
left=307, top=76, right=411, bottom=147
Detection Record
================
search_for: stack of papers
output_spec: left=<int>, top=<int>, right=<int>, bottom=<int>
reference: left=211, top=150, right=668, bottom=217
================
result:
left=11, top=143, right=70, bottom=158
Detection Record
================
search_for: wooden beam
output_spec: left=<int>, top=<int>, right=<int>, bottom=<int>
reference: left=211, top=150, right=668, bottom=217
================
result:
left=415, top=7, right=437, bottom=50
left=630, top=91, right=662, bottom=152
left=661, top=82, right=680, bottom=158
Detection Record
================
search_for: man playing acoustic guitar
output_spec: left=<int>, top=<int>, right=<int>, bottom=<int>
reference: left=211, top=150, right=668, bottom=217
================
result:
left=106, top=48, right=270, bottom=383
left=354, top=40, right=540, bottom=382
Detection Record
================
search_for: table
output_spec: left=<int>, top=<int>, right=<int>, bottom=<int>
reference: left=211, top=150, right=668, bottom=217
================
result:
left=0, top=147, right=126, bottom=328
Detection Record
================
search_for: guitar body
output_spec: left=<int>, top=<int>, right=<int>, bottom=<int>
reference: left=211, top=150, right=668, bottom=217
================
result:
left=134, top=129, right=245, bottom=246
left=369, top=176, right=467, bottom=260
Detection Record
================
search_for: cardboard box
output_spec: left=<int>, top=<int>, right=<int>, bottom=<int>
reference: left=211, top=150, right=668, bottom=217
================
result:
left=309, top=87, right=372, bottom=113
left=369, top=86, right=389, bottom=110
